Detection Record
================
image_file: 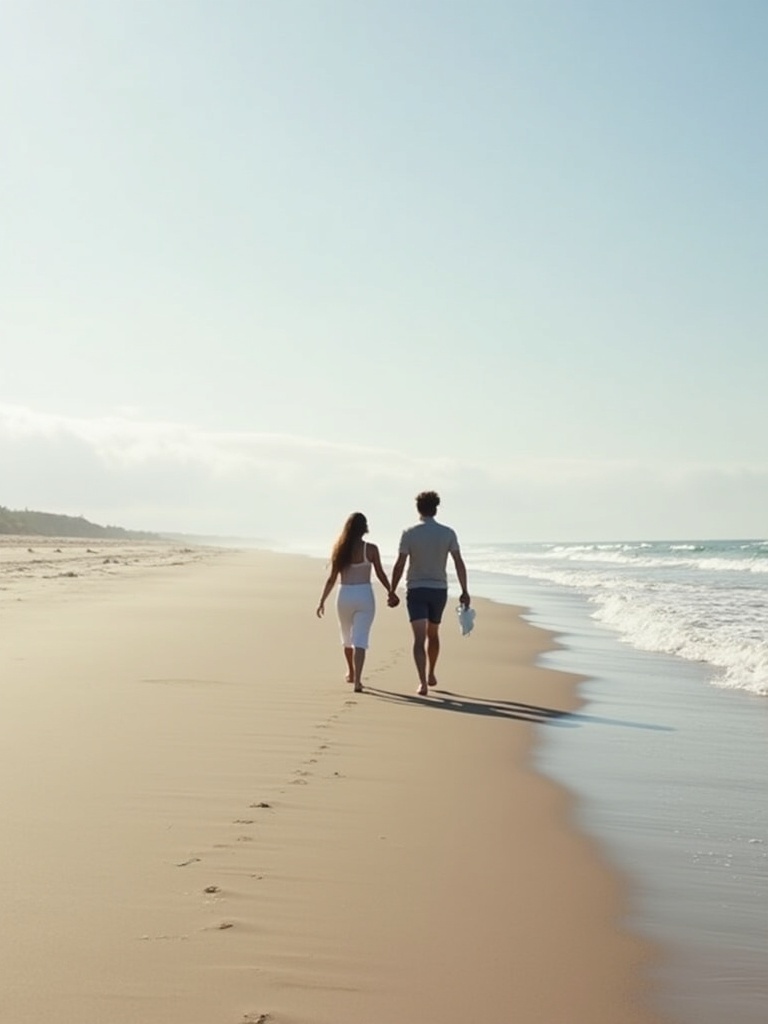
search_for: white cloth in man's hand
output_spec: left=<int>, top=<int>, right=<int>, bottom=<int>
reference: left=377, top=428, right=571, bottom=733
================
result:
left=456, top=604, right=476, bottom=636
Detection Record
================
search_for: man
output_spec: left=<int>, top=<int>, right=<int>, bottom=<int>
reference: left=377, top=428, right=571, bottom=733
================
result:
left=389, top=490, right=470, bottom=696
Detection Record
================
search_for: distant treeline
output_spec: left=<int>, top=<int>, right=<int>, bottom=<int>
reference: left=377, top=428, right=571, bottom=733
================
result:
left=0, top=506, right=159, bottom=540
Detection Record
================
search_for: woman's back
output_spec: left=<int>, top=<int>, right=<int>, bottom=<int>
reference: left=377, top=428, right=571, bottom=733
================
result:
left=339, top=540, right=372, bottom=585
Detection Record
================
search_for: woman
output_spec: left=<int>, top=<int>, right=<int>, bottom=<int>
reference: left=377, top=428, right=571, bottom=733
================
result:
left=316, top=512, right=398, bottom=692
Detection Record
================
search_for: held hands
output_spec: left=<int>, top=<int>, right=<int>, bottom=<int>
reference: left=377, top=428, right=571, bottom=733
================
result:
left=387, top=590, right=400, bottom=608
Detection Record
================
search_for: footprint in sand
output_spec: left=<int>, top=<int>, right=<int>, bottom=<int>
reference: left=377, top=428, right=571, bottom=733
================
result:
left=234, top=818, right=255, bottom=824
left=201, top=919, right=235, bottom=931
left=249, top=801, right=272, bottom=809
left=176, top=856, right=201, bottom=867
left=242, top=1014, right=271, bottom=1023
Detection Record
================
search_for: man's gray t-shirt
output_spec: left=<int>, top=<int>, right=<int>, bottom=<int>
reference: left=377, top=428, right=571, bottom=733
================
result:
left=398, top=518, right=460, bottom=589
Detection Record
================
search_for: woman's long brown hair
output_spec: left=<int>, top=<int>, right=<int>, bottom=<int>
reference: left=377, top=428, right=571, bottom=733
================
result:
left=330, top=512, right=368, bottom=574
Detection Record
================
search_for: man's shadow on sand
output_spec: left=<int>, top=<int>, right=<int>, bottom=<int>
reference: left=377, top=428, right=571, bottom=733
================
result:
left=364, top=686, right=673, bottom=732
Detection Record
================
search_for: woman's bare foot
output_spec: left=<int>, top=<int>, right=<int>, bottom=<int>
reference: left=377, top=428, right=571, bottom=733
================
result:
left=343, top=648, right=354, bottom=683
left=417, top=683, right=428, bottom=696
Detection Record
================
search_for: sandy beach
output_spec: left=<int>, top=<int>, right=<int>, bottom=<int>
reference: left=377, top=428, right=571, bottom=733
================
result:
left=0, top=540, right=670, bottom=1024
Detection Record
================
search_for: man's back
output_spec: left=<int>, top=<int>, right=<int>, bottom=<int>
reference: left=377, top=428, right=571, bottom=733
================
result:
left=398, top=518, right=459, bottom=589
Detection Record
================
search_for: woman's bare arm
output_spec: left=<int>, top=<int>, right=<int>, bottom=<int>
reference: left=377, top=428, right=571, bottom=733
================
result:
left=316, top=569, right=339, bottom=617
left=368, top=544, right=394, bottom=595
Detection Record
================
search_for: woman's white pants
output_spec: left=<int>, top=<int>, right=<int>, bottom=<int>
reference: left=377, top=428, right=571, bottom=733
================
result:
left=336, top=583, right=375, bottom=649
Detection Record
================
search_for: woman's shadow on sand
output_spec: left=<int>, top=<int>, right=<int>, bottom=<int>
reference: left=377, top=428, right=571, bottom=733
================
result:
left=364, top=686, right=673, bottom=732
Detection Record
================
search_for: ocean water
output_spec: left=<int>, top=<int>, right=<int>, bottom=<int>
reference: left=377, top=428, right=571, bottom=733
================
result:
left=466, top=539, right=768, bottom=697
left=465, top=539, right=768, bottom=1024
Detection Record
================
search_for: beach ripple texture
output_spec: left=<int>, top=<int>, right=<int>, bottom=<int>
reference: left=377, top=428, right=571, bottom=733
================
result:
left=468, top=539, right=768, bottom=697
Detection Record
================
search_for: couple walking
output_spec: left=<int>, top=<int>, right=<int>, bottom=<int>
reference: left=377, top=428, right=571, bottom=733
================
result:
left=316, top=491, right=470, bottom=696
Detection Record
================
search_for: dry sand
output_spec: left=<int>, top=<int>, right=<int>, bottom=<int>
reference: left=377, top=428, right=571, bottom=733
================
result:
left=0, top=541, right=671, bottom=1024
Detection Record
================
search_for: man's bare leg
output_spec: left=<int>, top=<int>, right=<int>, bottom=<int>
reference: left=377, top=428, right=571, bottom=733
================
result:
left=343, top=646, right=354, bottom=683
left=353, top=647, right=366, bottom=692
left=410, top=619, right=429, bottom=695
left=426, top=622, right=441, bottom=687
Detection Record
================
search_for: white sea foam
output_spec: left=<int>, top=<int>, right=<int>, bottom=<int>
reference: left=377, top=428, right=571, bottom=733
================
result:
left=523, top=546, right=768, bottom=574
left=592, top=589, right=768, bottom=697
left=468, top=539, right=768, bottom=697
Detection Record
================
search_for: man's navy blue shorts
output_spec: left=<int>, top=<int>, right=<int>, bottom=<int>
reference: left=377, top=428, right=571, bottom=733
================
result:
left=406, top=587, right=448, bottom=624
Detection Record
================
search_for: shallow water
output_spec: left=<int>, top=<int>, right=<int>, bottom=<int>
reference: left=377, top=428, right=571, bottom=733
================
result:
left=472, top=571, right=768, bottom=1024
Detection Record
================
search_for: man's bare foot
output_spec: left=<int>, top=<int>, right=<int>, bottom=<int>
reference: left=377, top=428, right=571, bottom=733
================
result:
left=354, top=683, right=364, bottom=693
left=427, top=674, right=438, bottom=688
left=417, top=684, right=428, bottom=696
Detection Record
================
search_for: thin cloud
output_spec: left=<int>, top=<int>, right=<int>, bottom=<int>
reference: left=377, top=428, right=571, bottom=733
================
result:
left=1, top=403, right=766, bottom=541
left=0, top=403, right=425, bottom=476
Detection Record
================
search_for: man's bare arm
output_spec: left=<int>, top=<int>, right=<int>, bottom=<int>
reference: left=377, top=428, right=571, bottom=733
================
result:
left=450, top=550, right=470, bottom=606
left=390, top=552, right=407, bottom=593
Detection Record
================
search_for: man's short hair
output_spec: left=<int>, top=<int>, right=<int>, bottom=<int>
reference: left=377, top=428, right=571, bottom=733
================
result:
left=416, top=490, right=440, bottom=517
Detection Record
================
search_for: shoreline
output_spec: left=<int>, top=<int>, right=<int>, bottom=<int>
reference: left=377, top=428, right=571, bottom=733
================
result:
left=1, top=540, right=670, bottom=1023
left=473, top=569, right=768, bottom=1024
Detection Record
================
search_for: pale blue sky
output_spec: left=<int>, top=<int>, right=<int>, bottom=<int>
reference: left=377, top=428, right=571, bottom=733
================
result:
left=2, top=1, right=766, bottom=542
